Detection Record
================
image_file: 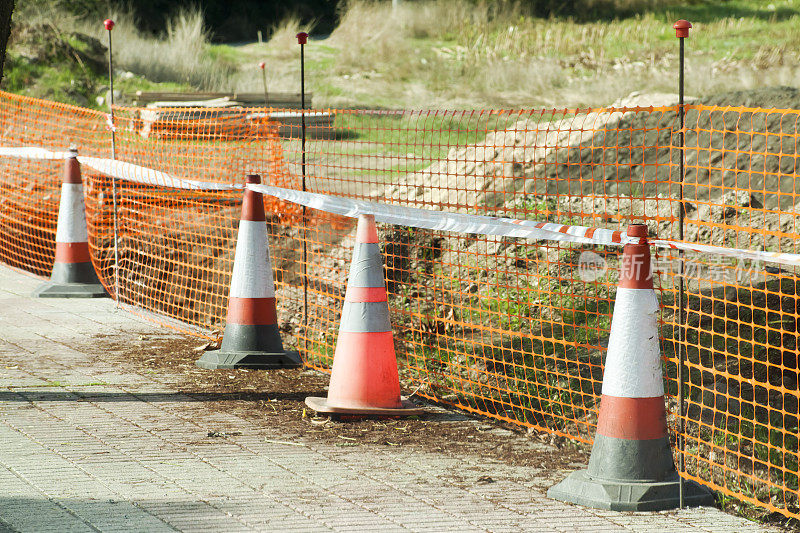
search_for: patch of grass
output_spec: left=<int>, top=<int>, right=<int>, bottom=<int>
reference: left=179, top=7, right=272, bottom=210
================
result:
left=10, top=0, right=800, bottom=109
left=7, top=5, right=238, bottom=102
left=305, top=110, right=522, bottom=179
left=297, top=0, right=800, bottom=108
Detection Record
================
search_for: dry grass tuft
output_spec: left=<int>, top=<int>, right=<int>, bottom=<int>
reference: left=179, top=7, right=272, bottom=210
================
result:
left=11, top=0, right=800, bottom=108
left=92, top=8, right=236, bottom=90
left=14, top=5, right=237, bottom=91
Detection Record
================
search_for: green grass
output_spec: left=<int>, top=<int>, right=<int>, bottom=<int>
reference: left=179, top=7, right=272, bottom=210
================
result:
left=9, top=0, right=800, bottom=110
left=319, top=110, right=526, bottom=170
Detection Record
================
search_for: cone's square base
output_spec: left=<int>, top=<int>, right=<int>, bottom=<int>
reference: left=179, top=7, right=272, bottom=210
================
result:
left=547, top=469, right=716, bottom=512
left=32, top=282, right=108, bottom=299
left=195, top=349, right=302, bottom=370
left=305, top=396, right=425, bottom=417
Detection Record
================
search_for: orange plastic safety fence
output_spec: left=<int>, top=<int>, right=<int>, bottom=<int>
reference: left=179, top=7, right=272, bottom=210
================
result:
left=661, top=105, right=800, bottom=517
left=0, top=92, right=108, bottom=276
left=0, top=90, right=798, bottom=519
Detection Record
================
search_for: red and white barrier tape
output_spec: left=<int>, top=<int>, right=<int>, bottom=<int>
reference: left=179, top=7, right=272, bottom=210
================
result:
left=0, top=147, right=73, bottom=159
left=105, top=114, right=117, bottom=132
left=248, top=184, right=800, bottom=268
left=0, top=146, right=241, bottom=191
left=2, top=145, right=799, bottom=268
left=249, top=184, right=642, bottom=246
left=78, top=156, right=241, bottom=191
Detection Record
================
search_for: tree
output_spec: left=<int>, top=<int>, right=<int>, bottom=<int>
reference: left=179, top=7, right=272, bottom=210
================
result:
left=0, top=0, right=14, bottom=84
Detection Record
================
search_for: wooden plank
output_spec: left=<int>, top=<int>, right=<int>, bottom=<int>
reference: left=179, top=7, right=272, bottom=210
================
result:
left=131, top=91, right=312, bottom=108
left=135, top=109, right=336, bottom=140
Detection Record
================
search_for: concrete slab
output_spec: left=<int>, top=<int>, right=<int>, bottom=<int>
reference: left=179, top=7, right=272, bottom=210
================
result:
left=0, top=265, right=779, bottom=532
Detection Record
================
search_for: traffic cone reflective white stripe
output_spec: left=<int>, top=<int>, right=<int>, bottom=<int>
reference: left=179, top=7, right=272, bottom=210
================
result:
left=196, top=174, right=301, bottom=369
left=34, top=148, right=106, bottom=298
left=305, top=214, right=423, bottom=416
left=547, top=224, right=714, bottom=511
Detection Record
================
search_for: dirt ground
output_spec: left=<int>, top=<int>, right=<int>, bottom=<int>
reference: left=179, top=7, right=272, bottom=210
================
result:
left=76, top=332, right=800, bottom=529
left=86, top=332, right=591, bottom=472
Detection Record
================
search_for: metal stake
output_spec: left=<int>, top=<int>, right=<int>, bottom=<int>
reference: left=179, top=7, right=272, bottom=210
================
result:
left=297, top=32, right=309, bottom=348
left=105, top=18, right=120, bottom=309
left=673, top=18, right=692, bottom=509
left=259, top=61, right=269, bottom=107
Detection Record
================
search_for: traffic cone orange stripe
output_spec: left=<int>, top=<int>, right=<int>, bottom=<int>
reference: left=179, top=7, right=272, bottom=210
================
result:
left=619, top=224, right=653, bottom=289
left=344, top=285, right=388, bottom=302
left=195, top=174, right=300, bottom=370
left=327, top=331, right=399, bottom=410
left=225, top=297, right=278, bottom=325
left=240, top=181, right=266, bottom=221
left=547, top=223, right=714, bottom=511
left=355, top=218, right=379, bottom=242
left=305, top=214, right=423, bottom=416
left=33, top=149, right=106, bottom=298
left=595, top=396, right=668, bottom=441
left=54, top=244, right=91, bottom=264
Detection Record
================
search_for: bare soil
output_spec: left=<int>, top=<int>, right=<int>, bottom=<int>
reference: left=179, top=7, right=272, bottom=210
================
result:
left=85, top=332, right=590, bottom=471
left=76, top=332, right=800, bottom=529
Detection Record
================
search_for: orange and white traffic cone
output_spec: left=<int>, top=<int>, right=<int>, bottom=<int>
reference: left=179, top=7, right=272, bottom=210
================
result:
left=196, top=174, right=301, bottom=370
left=34, top=148, right=106, bottom=298
left=305, top=214, right=423, bottom=416
left=547, top=224, right=713, bottom=511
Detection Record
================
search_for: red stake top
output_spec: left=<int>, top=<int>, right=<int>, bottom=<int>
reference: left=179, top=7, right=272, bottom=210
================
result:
left=104, top=19, right=115, bottom=31
left=259, top=61, right=265, bottom=69
left=673, top=19, right=692, bottom=39
left=296, top=32, right=308, bottom=45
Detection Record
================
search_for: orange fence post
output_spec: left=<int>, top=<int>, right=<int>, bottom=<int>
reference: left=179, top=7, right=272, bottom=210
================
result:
left=673, top=17, right=693, bottom=509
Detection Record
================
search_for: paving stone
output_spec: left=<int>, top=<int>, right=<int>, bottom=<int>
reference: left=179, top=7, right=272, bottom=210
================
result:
left=0, top=266, right=779, bottom=533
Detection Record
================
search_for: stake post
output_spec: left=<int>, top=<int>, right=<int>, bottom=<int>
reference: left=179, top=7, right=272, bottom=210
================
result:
left=673, top=17, right=692, bottom=510
left=297, top=31, right=309, bottom=349
left=259, top=61, right=269, bottom=107
left=104, top=18, right=120, bottom=308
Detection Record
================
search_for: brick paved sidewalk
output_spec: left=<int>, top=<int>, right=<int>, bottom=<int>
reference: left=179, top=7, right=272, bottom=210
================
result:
left=0, top=266, right=779, bottom=532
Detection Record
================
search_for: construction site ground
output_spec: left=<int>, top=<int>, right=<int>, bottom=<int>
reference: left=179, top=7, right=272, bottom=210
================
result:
left=0, top=265, right=785, bottom=532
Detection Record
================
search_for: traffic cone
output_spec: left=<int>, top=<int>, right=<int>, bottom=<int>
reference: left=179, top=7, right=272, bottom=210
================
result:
left=547, top=224, right=714, bottom=511
left=305, top=214, right=423, bottom=416
left=196, top=174, right=301, bottom=370
left=33, top=148, right=107, bottom=298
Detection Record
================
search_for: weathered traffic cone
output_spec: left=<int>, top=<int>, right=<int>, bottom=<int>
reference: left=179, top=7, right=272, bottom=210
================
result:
left=196, top=174, right=301, bottom=369
left=33, top=148, right=107, bottom=298
left=305, top=214, right=423, bottom=416
left=547, top=224, right=714, bottom=511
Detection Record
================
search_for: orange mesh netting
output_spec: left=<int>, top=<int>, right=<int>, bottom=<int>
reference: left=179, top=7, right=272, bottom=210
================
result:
left=0, top=90, right=798, bottom=518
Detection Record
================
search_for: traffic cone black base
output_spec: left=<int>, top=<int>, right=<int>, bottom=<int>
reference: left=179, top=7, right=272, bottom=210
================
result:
left=546, top=470, right=714, bottom=512
left=196, top=352, right=300, bottom=370
left=305, top=396, right=423, bottom=417
left=197, top=325, right=301, bottom=369
left=34, top=263, right=107, bottom=298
